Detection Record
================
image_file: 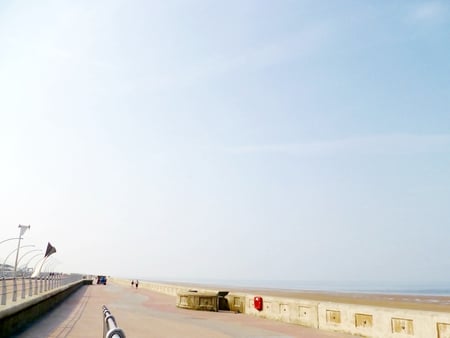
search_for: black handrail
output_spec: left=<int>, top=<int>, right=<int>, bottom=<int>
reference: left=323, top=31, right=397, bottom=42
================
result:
left=102, top=305, right=126, bottom=338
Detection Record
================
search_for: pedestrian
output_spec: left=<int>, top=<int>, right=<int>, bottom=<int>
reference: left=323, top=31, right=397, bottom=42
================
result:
left=131, top=280, right=134, bottom=287
left=135, top=280, right=139, bottom=288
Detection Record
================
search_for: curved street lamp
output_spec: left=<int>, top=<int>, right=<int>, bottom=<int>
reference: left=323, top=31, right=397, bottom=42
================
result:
left=0, top=238, right=22, bottom=266
left=42, top=256, right=55, bottom=272
left=14, top=225, right=31, bottom=277
left=0, top=237, right=21, bottom=246
left=21, top=252, right=44, bottom=275
left=44, top=262, right=57, bottom=273
left=16, top=249, right=42, bottom=276
left=2, top=244, right=35, bottom=277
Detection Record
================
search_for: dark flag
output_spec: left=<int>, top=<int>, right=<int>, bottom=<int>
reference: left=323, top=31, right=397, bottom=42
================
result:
left=44, top=242, right=56, bottom=258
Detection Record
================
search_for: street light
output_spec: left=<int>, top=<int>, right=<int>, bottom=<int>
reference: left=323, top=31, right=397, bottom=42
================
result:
left=2, top=244, right=35, bottom=277
left=13, top=225, right=31, bottom=278
left=44, top=261, right=56, bottom=273
left=22, top=252, right=44, bottom=275
left=43, top=256, right=61, bottom=273
left=0, top=237, right=21, bottom=246
left=16, top=249, right=42, bottom=276
left=0, top=238, right=21, bottom=267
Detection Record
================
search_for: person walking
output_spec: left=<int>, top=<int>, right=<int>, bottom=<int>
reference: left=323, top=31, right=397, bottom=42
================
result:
left=135, top=280, right=139, bottom=288
left=131, top=280, right=134, bottom=287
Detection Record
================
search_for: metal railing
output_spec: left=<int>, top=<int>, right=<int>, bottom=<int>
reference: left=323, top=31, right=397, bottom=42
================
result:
left=103, top=305, right=126, bottom=338
left=0, top=273, right=84, bottom=306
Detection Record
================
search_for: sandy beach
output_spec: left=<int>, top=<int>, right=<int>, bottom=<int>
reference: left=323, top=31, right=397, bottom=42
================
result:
left=155, top=280, right=450, bottom=312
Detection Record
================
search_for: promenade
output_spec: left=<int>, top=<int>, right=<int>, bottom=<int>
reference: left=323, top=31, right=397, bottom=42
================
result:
left=14, top=280, right=354, bottom=337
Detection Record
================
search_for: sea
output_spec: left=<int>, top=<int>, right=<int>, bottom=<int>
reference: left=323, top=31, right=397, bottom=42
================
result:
left=146, top=278, right=450, bottom=296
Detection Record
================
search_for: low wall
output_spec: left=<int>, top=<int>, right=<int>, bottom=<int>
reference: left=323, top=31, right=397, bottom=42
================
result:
left=112, top=278, right=450, bottom=338
left=0, top=280, right=89, bottom=336
left=244, top=293, right=450, bottom=338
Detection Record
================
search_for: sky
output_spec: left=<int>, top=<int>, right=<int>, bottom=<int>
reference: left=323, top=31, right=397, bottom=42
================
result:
left=0, top=0, right=449, bottom=286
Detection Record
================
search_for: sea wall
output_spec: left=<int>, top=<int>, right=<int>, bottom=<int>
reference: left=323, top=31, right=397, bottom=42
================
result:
left=244, top=294, right=450, bottom=338
left=113, top=278, right=450, bottom=338
left=0, top=279, right=89, bottom=336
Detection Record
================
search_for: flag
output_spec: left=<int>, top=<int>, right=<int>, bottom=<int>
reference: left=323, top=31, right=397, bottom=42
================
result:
left=44, top=242, right=56, bottom=258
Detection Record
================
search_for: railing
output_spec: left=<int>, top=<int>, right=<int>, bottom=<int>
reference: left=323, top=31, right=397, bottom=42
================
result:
left=0, top=273, right=84, bottom=306
left=103, top=305, right=126, bottom=338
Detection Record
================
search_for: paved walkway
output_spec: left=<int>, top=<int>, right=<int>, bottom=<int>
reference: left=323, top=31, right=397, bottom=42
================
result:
left=14, top=281, right=354, bottom=337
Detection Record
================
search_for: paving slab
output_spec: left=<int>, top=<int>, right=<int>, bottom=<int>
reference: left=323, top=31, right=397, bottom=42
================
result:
left=14, top=281, right=354, bottom=337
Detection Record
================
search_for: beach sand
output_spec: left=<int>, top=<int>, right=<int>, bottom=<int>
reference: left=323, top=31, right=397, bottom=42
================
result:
left=159, top=281, right=450, bottom=312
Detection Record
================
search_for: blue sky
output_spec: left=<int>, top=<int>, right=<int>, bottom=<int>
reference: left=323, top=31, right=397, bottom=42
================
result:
left=0, top=0, right=449, bottom=285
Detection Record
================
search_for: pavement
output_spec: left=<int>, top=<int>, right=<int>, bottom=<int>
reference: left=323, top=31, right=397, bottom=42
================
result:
left=13, top=280, right=355, bottom=338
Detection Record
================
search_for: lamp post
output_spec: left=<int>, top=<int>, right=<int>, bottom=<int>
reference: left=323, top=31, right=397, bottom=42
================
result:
left=17, top=249, right=42, bottom=276
left=0, top=237, right=21, bottom=246
left=44, top=261, right=56, bottom=273
left=2, top=245, right=35, bottom=277
left=14, top=225, right=31, bottom=278
left=23, top=252, right=44, bottom=274
left=43, top=257, right=60, bottom=273
left=0, top=238, right=21, bottom=271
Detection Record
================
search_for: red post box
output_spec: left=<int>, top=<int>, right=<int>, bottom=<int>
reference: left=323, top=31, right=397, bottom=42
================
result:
left=254, top=296, right=263, bottom=311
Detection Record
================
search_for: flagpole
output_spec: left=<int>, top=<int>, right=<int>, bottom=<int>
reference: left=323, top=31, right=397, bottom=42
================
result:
left=13, top=224, right=31, bottom=278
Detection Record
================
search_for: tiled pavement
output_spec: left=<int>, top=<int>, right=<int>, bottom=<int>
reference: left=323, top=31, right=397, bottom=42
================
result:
left=14, top=281, right=354, bottom=337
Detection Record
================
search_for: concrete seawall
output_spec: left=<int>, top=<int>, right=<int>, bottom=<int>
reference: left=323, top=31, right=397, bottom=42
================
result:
left=113, top=278, right=450, bottom=338
left=0, top=279, right=90, bottom=336
left=245, top=294, right=450, bottom=338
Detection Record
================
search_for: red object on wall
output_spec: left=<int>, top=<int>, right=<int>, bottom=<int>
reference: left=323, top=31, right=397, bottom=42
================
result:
left=254, top=296, right=263, bottom=311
